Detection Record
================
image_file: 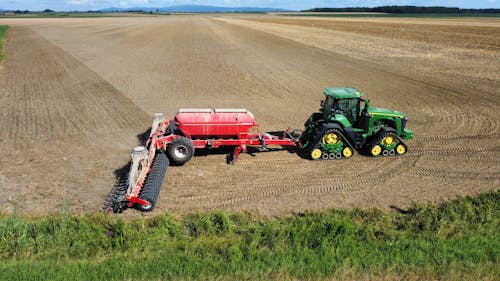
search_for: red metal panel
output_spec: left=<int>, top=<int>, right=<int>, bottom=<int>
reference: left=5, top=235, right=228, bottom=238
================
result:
left=175, top=109, right=256, bottom=138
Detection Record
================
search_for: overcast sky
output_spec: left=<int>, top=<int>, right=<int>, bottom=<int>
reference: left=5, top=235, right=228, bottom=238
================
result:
left=1, top=0, right=499, bottom=11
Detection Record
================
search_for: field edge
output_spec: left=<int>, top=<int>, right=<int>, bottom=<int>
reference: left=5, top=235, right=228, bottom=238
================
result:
left=0, top=191, right=498, bottom=280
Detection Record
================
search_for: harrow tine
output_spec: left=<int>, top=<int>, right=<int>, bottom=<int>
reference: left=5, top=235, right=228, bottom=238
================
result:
left=102, top=161, right=132, bottom=213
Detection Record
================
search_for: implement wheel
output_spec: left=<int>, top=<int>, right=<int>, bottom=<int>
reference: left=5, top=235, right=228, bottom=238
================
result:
left=168, top=137, right=194, bottom=166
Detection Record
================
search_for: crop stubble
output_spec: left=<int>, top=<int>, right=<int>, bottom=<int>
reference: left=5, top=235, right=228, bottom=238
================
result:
left=0, top=15, right=498, bottom=216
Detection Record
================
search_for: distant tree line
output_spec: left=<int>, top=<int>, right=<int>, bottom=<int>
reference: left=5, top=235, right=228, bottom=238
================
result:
left=4, top=9, right=53, bottom=13
left=2, top=9, right=106, bottom=14
left=302, top=6, right=500, bottom=13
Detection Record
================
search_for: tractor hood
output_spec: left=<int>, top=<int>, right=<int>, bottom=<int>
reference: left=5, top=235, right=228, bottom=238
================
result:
left=368, top=107, right=408, bottom=119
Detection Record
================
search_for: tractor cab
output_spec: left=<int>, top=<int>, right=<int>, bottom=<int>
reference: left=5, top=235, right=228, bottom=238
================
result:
left=321, top=87, right=369, bottom=130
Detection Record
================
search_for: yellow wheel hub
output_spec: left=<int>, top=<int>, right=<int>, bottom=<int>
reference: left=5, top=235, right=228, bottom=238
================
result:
left=311, top=148, right=322, bottom=160
left=371, top=145, right=382, bottom=156
left=323, top=133, right=340, bottom=144
left=342, top=147, right=353, bottom=158
left=396, top=144, right=406, bottom=155
left=382, top=135, right=395, bottom=146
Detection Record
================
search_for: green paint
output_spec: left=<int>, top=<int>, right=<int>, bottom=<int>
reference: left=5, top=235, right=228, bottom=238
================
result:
left=321, top=141, right=344, bottom=153
left=331, top=114, right=352, bottom=127
left=323, top=87, right=363, bottom=99
left=300, top=87, right=414, bottom=152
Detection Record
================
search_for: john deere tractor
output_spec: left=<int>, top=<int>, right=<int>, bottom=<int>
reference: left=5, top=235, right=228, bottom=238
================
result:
left=300, top=87, right=413, bottom=160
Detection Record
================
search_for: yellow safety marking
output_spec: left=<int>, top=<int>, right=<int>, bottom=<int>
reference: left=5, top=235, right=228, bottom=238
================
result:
left=369, top=112, right=405, bottom=118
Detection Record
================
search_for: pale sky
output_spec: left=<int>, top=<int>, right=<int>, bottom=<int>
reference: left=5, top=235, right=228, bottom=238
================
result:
left=1, top=0, right=498, bottom=11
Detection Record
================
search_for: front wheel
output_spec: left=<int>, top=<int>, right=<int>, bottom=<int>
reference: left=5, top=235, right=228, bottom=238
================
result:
left=167, top=137, right=194, bottom=165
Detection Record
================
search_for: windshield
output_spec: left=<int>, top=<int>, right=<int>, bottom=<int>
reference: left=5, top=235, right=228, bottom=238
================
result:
left=323, top=96, right=335, bottom=112
left=336, top=98, right=359, bottom=125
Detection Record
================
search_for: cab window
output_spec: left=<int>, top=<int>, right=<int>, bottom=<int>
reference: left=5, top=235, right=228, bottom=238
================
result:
left=335, top=98, right=359, bottom=125
left=323, top=96, right=335, bottom=113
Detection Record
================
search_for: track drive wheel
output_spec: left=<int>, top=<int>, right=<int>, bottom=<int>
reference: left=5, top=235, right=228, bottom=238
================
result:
left=168, top=137, right=194, bottom=165
left=379, top=129, right=402, bottom=157
left=322, top=131, right=341, bottom=145
left=312, top=128, right=354, bottom=160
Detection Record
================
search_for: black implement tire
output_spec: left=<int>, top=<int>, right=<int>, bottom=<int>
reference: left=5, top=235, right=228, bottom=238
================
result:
left=167, top=137, right=194, bottom=166
left=136, top=152, right=169, bottom=212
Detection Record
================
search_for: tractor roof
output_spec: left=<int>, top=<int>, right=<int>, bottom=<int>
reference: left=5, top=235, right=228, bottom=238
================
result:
left=323, top=87, right=363, bottom=99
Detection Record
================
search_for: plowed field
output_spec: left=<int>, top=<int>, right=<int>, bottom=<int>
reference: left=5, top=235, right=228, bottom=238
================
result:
left=0, top=15, right=498, bottom=216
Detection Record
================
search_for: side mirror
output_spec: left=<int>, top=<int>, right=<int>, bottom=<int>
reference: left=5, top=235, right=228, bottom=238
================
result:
left=320, top=100, right=324, bottom=107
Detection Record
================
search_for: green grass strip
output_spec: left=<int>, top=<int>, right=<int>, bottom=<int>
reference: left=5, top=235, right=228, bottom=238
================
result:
left=0, top=191, right=498, bottom=280
left=0, top=25, right=8, bottom=62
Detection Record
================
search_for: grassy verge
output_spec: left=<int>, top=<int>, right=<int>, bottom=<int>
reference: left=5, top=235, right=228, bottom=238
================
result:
left=280, top=13, right=500, bottom=18
left=0, top=25, right=8, bottom=62
left=0, top=191, right=498, bottom=280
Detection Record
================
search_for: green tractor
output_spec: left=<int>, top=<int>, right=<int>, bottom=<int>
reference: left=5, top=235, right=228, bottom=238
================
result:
left=299, top=87, right=413, bottom=160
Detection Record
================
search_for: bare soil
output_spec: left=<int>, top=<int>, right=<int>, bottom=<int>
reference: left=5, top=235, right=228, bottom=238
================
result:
left=0, top=15, right=498, bottom=217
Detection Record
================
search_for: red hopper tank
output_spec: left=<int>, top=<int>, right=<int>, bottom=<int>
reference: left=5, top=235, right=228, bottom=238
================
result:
left=174, top=108, right=256, bottom=139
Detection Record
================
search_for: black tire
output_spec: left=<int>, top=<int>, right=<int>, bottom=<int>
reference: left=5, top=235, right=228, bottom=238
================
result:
left=136, top=152, right=169, bottom=212
left=167, top=137, right=194, bottom=166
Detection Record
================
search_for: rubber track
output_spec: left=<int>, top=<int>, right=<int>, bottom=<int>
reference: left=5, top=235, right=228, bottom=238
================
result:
left=138, top=151, right=169, bottom=211
left=311, top=128, right=354, bottom=160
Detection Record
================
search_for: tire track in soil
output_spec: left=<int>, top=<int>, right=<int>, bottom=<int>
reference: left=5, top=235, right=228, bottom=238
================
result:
left=1, top=17, right=498, bottom=216
left=0, top=26, right=150, bottom=214
left=159, top=18, right=499, bottom=213
left=0, top=26, right=149, bottom=142
left=173, top=156, right=418, bottom=208
left=414, top=168, right=500, bottom=181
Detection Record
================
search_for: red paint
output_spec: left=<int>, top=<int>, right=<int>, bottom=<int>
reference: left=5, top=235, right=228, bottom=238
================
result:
left=175, top=109, right=256, bottom=139
left=128, top=109, right=299, bottom=209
